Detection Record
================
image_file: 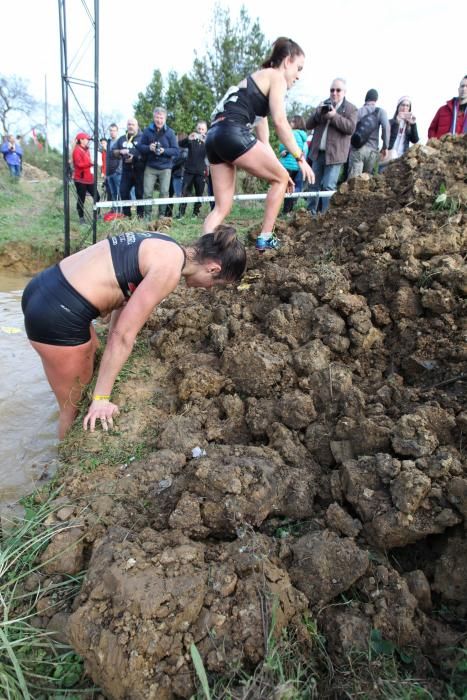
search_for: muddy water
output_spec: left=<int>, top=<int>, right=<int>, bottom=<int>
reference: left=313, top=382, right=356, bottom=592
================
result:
left=0, top=272, right=58, bottom=524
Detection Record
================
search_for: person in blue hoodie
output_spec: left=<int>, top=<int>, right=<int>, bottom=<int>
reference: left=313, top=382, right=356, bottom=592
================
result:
left=1, top=134, right=23, bottom=177
left=278, top=115, right=308, bottom=214
left=137, top=107, right=179, bottom=219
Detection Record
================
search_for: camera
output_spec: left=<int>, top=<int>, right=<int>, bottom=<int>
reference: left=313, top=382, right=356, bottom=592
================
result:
left=321, top=103, right=333, bottom=113
left=154, top=141, right=162, bottom=155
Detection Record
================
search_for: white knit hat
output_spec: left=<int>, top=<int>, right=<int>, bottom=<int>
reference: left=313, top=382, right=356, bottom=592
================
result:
left=397, top=96, right=411, bottom=107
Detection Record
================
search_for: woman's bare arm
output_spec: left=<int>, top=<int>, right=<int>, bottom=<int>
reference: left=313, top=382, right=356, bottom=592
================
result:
left=83, top=266, right=180, bottom=431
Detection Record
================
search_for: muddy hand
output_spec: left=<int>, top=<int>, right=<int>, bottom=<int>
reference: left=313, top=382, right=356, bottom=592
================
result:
left=83, top=400, right=120, bottom=432
left=286, top=176, right=295, bottom=194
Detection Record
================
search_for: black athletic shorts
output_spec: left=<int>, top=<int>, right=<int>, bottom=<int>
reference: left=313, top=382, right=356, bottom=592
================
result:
left=22, top=264, right=100, bottom=346
left=205, top=120, right=257, bottom=165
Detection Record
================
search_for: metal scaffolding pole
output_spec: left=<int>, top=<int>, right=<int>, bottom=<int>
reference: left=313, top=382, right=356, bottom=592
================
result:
left=58, top=0, right=70, bottom=256
left=92, top=0, right=99, bottom=244
left=58, top=0, right=99, bottom=255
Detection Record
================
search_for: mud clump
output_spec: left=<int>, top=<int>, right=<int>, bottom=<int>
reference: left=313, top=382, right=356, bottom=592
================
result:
left=48, top=137, right=466, bottom=698
left=68, top=528, right=307, bottom=700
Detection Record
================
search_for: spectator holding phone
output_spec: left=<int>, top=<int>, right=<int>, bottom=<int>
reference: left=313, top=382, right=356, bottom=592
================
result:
left=388, top=96, right=419, bottom=158
left=1, top=134, right=23, bottom=177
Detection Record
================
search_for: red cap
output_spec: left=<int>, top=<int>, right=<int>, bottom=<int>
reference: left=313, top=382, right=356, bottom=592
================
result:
left=76, top=132, right=92, bottom=140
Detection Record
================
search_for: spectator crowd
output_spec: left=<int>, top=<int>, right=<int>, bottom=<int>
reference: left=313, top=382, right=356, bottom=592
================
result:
left=4, top=74, right=465, bottom=220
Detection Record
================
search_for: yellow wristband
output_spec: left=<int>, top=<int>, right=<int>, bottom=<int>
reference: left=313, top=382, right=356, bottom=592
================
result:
left=93, top=395, right=110, bottom=401
left=292, top=150, right=301, bottom=159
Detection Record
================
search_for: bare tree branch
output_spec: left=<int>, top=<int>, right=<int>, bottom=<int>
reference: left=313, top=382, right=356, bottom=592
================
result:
left=0, top=74, right=38, bottom=134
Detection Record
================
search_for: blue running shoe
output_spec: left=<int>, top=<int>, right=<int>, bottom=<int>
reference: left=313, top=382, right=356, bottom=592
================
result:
left=255, top=234, right=280, bottom=251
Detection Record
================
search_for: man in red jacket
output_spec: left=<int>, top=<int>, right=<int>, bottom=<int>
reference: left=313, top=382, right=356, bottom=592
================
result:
left=428, top=76, right=467, bottom=139
left=72, top=132, right=100, bottom=224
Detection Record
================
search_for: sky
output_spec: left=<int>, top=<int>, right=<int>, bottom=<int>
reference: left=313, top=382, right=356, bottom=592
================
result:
left=1, top=0, right=465, bottom=149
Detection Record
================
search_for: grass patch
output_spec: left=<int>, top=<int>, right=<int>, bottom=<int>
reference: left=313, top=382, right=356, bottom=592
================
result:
left=22, top=144, right=63, bottom=179
left=189, top=611, right=467, bottom=699
left=0, top=492, right=97, bottom=699
left=0, top=163, right=264, bottom=266
left=58, top=333, right=156, bottom=473
left=98, top=200, right=263, bottom=246
left=189, top=610, right=331, bottom=700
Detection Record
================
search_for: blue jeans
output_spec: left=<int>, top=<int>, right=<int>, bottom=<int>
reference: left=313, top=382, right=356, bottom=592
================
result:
left=172, top=174, right=183, bottom=197
left=307, top=151, right=341, bottom=214
left=8, top=164, right=21, bottom=177
left=106, top=171, right=121, bottom=211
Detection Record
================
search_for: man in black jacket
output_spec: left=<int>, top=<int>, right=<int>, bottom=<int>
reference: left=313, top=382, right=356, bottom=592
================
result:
left=137, top=107, right=179, bottom=219
left=106, top=123, right=122, bottom=212
left=112, top=118, right=145, bottom=219
left=177, top=121, right=208, bottom=218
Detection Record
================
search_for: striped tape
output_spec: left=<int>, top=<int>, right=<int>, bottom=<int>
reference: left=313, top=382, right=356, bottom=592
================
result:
left=94, top=190, right=335, bottom=210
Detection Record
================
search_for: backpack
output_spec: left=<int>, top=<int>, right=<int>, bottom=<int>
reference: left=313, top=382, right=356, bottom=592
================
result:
left=351, top=108, right=380, bottom=149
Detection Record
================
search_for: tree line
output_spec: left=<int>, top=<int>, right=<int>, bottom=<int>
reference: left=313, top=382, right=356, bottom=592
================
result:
left=1, top=4, right=311, bottom=146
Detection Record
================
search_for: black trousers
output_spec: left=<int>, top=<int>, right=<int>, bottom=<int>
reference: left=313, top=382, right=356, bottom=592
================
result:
left=282, top=170, right=300, bottom=214
left=179, top=172, right=206, bottom=216
left=74, top=181, right=99, bottom=218
left=119, top=167, right=144, bottom=218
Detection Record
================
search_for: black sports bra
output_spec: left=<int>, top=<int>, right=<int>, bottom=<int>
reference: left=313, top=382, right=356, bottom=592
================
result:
left=108, top=232, right=186, bottom=298
left=211, top=75, right=270, bottom=126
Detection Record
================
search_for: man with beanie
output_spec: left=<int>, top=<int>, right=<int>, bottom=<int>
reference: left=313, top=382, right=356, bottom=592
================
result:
left=348, top=89, right=390, bottom=179
left=428, top=76, right=467, bottom=139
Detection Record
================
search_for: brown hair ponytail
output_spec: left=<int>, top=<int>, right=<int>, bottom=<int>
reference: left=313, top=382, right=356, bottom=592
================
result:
left=191, top=225, right=246, bottom=283
left=261, top=37, right=304, bottom=69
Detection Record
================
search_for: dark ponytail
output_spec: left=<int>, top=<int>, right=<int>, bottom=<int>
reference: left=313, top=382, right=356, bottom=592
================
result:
left=261, top=37, right=304, bottom=69
left=191, top=225, right=246, bottom=283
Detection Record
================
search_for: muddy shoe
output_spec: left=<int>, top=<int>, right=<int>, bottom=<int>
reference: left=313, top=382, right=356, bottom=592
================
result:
left=255, top=233, right=280, bottom=252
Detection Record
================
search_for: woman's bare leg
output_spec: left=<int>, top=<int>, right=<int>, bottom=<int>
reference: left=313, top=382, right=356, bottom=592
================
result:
left=233, top=142, right=289, bottom=233
left=203, top=162, right=236, bottom=233
left=30, top=337, right=97, bottom=439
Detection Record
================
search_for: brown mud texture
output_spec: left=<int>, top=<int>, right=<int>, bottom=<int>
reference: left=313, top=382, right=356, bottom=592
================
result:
left=37, top=137, right=466, bottom=698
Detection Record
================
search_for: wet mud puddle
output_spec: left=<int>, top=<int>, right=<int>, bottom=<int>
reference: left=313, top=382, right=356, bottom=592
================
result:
left=0, top=272, right=58, bottom=526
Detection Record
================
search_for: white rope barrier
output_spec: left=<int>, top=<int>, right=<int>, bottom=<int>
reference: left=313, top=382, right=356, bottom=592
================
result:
left=94, top=190, right=335, bottom=210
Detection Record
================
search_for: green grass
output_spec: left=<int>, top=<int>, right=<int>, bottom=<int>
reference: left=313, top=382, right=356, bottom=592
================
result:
left=99, top=200, right=263, bottom=246
left=189, top=610, right=329, bottom=700
left=0, top=163, right=264, bottom=264
left=22, top=144, right=63, bottom=179
left=188, top=608, right=467, bottom=700
left=0, top=492, right=97, bottom=699
left=58, top=333, right=156, bottom=473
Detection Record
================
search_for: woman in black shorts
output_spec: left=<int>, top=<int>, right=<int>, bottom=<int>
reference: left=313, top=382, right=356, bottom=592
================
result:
left=204, top=37, right=314, bottom=251
left=22, top=227, right=245, bottom=438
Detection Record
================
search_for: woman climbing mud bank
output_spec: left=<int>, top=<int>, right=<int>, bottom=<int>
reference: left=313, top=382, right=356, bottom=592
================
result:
left=22, top=226, right=246, bottom=438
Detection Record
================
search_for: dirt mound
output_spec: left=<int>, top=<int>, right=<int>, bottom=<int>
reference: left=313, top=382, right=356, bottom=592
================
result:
left=40, top=136, right=466, bottom=698
left=21, top=161, right=56, bottom=181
